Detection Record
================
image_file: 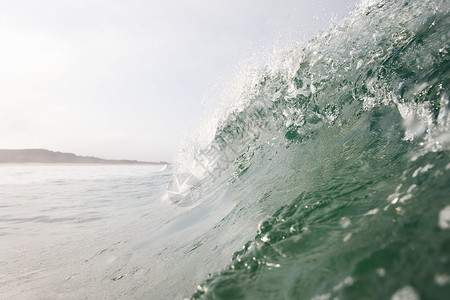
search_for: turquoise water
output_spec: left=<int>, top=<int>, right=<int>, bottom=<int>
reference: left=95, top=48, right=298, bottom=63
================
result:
left=1, top=0, right=449, bottom=299
left=178, top=0, right=450, bottom=299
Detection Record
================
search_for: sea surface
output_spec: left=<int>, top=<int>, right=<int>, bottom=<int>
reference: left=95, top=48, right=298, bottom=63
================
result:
left=0, top=165, right=175, bottom=299
left=2, top=0, right=450, bottom=299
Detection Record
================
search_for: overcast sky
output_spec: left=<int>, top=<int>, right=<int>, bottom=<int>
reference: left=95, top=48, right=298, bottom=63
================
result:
left=0, top=0, right=358, bottom=162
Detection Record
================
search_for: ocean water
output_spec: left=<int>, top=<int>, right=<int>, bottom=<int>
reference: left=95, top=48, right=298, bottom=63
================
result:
left=0, top=165, right=174, bottom=299
left=2, top=0, right=450, bottom=299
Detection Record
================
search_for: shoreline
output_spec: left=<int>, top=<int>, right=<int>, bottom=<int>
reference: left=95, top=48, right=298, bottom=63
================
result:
left=0, top=149, right=170, bottom=165
left=0, top=162, right=169, bottom=166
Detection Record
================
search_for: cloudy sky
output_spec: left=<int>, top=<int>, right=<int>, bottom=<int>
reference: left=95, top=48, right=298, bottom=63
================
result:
left=0, top=0, right=358, bottom=161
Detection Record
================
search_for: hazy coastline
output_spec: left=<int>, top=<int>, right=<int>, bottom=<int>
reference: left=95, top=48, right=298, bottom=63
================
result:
left=0, top=149, right=169, bottom=165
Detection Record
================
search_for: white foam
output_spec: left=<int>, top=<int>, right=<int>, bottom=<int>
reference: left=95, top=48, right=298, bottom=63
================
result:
left=376, top=268, right=386, bottom=277
left=397, top=102, right=432, bottom=141
left=340, top=217, right=351, bottom=228
left=412, top=164, right=434, bottom=178
left=343, top=233, right=352, bottom=242
left=391, top=286, right=420, bottom=300
left=438, top=205, right=450, bottom=230
left=311, top=293, right=331, bottom=300
left=434, top=273, right=450, bottom=286
left=364, top=208, right=380, bottom=216
left=333, top=276, right=354, bottom=291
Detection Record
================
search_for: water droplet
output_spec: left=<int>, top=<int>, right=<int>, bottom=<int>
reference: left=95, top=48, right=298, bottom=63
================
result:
left=438, top=206, right=450, bottom=230
left=391, top=286, right=420, bottom=300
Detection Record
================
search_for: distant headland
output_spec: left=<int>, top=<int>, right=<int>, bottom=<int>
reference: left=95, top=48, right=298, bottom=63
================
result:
left=0, top=149, right=169, bottom=165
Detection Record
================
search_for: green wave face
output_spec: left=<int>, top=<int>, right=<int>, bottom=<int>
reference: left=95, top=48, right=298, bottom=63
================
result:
left=182, top=0, right=450, bottom=299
